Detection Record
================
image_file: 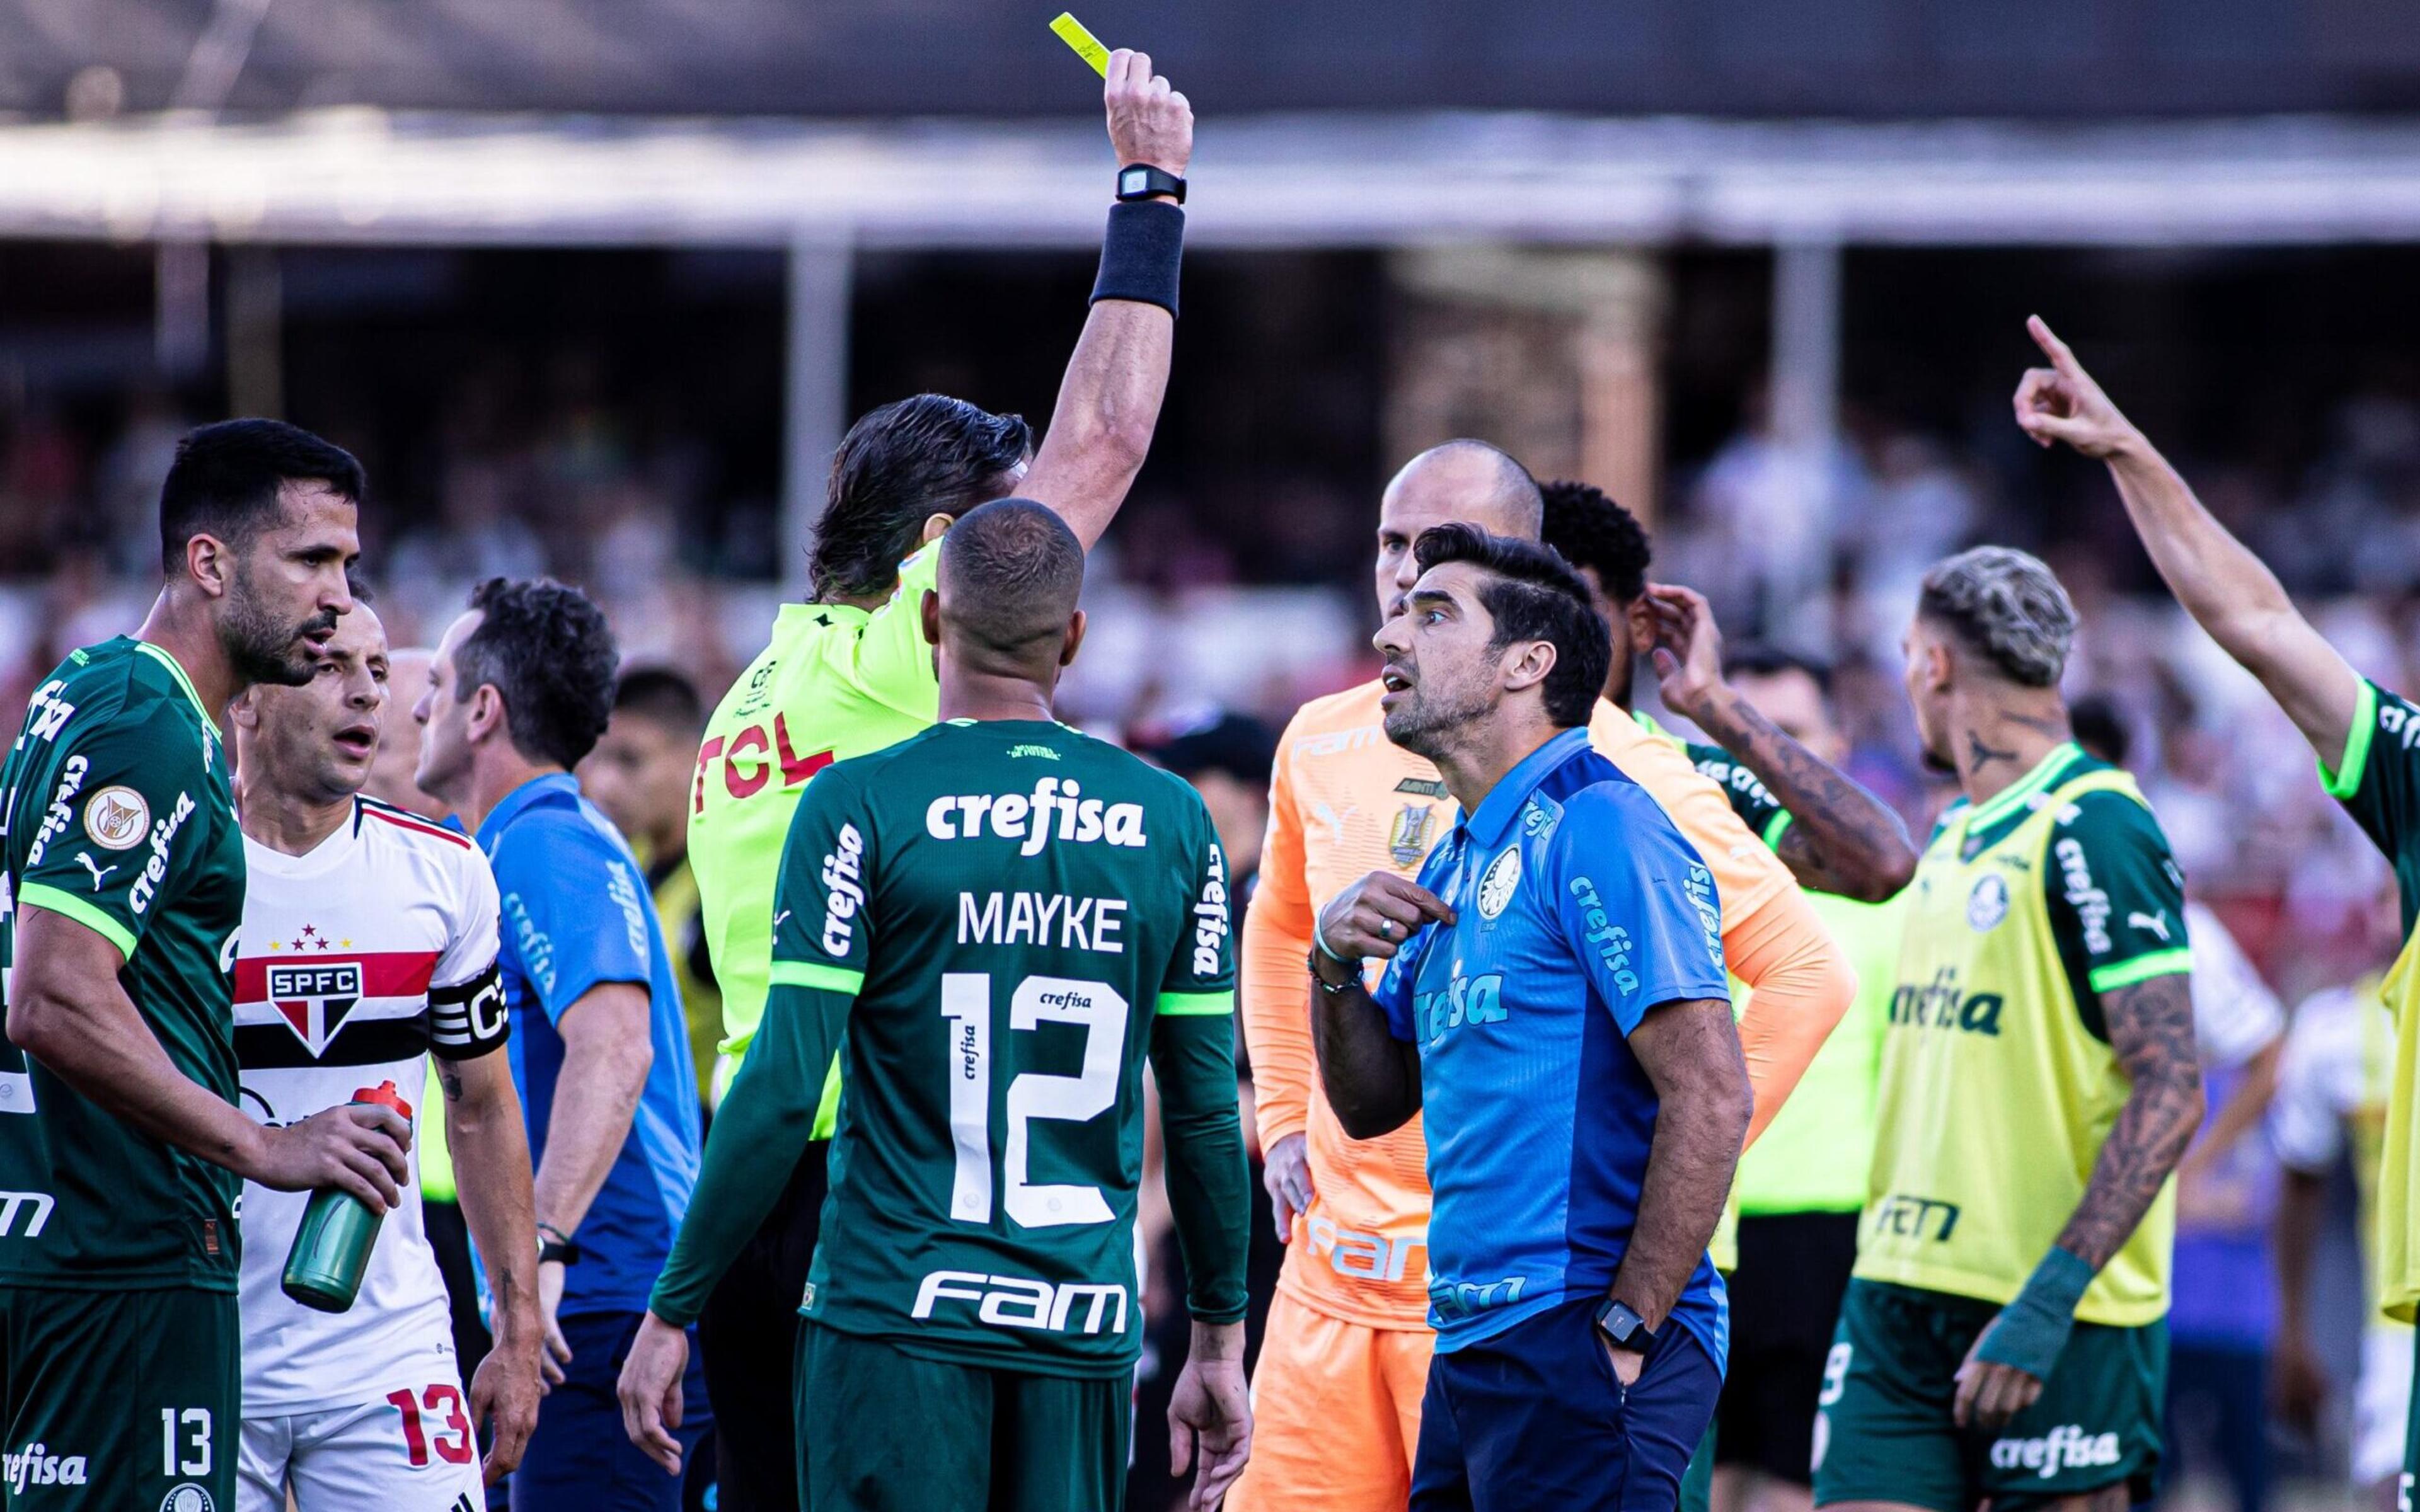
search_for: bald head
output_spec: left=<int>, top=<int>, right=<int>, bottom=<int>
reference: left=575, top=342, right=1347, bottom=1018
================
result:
left=1372, top=439, right=1545, bottom=621
left=934, top=498, right=1086, bottom=658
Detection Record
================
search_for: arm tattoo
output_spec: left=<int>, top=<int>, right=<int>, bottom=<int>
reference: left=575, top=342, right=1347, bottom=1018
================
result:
left=1694, top=689, right=1916, bottom=901
left=439, top=1067, right=465, bottom=1102
left=2053, top=973, right=2203, bottom=1270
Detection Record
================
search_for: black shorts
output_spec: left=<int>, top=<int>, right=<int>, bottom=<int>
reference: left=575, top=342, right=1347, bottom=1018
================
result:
left=1715, top=1210, right=1860, bottom=1486
left=696, top=1139, right=829, bottom=1512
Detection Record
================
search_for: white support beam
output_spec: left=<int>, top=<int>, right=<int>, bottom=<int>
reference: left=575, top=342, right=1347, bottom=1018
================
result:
left=781, top=236, right=851, bottom=599
left=8, top=112, right=2420, bottom=251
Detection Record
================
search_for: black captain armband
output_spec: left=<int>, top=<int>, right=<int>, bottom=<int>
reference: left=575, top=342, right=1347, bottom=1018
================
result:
left=430, top=961, right=510, bottom=1059
left=1090, top=198, right=1185, bottom=317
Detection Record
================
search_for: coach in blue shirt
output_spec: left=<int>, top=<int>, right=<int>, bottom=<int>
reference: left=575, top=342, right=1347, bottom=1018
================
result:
left=418, top=576, right=712, bottom=1511
left=1310, top=522, right=1752, bottom=1512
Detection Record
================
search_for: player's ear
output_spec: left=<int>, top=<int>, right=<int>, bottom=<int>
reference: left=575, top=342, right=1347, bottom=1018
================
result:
left=920, top=512, right=955, bottom=546
left=920, top=589, right=940, bottom=648
left=1059, top=608, right=1087, bottom=669
left=466, top=683, right=506, bottom=745
left=1502, top=638, right=1555, bottom=696
left=185, top=531, right=232, bottom=600
left=1625, top=597, right=1657, bottom=655
left=228, top=687, right=260, bottom=731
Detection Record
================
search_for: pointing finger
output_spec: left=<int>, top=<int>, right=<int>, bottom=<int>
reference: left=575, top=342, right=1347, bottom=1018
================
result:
left=2028, top=314, right=2081, bottom=377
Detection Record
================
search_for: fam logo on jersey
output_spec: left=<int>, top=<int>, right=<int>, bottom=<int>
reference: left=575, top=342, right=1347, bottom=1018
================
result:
left=1966, top=873, right=2010, bottom=932
left=1477, top=846, right=1521, bottom=920
left=1388, top=803, right=1435, bottom=868
left=268, top=961, right=364, bottom=1056
left=81, top=782, right=147, bottom=850
left=4, top=1441, right=88, bottom=1493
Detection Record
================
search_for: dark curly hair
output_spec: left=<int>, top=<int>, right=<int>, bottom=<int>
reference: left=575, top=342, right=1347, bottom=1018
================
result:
left=1538, top=479, right=1652, bottom=606
left=811, top=394, right=1034, bottom=602
left=1412, top=523, right=1611, bottom=728
left=454, top=577, right=619, bottom=770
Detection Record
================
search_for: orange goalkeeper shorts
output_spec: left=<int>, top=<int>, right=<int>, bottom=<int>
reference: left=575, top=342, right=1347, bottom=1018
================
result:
left=1225, top=1290, right=1436, bottom=1512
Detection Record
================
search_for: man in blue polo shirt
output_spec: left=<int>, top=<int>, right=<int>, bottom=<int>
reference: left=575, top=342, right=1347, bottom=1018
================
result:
left=1308, top=522, right=1753, bottom=1512
left=416, top=576, right=712, bottom=1511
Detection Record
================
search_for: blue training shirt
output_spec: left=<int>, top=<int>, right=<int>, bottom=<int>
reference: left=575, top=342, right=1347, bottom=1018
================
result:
left=1374, top=726, right=1734, bottom=1363
left=480, top=772, right=703, bottom=1317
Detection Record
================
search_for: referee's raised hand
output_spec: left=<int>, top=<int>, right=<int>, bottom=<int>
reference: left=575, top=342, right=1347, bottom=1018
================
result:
left=1103, top=49, right=1190, bottom=180
left=1316, top=871, right=1455, bottom=970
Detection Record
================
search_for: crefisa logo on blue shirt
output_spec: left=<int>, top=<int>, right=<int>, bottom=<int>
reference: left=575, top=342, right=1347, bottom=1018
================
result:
left=1411, top=966, right=1507, bottom=1049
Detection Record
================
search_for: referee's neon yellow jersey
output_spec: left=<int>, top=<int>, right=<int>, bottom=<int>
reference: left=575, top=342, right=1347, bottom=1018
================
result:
left=689, top=544, right=940, bottom=1113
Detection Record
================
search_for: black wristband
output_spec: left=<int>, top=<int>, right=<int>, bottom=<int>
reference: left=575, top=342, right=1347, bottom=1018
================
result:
left=1090, top=199, right=1184, bottom=317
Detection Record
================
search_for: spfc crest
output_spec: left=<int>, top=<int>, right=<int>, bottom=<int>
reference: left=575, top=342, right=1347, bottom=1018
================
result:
left=268, top=961, right=364, bottom=1056
left=1388, top=802, right=1435, bottom=868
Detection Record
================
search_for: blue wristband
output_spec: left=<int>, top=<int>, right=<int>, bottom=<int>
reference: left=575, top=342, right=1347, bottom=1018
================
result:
left=1974, top=1246, right=2094, bottom=1378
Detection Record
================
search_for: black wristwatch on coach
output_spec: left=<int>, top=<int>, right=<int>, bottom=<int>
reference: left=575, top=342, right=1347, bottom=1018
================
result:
left=538, top=1223, right=581, bottom=1266
left=1594, top=1297, right=1656, bottom=1353
left=1116, top=164, right=1185, bottom=203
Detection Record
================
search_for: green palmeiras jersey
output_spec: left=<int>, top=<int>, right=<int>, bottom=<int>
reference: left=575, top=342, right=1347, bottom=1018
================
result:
left=650, top=718, right=1250, bottom=1378
left=0, top=638, right=246, bottom=1290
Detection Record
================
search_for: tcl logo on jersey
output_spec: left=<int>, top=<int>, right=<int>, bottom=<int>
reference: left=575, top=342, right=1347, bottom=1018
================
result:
left=0, top=1189, right=54, bottom=1239
left=23, top=753, right=87, bottom=867
left=693, top=714, right=831, bottom=814
left=268, top=963, right=363, bottom=1056
left=924, top=777, right=1146, bottom=855
left=4, top=1440, right=88, bottom=1492
left=1190, top=847, right=1229, bottom=977
left=127, top=791, right=197, bottom=917
left=819, top=823, right=867, bottom=958
left=911, top=1269, right=1131, bottom=1336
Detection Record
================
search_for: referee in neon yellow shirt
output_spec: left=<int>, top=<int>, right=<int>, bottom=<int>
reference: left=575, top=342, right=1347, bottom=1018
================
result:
left=682, top=52, right=1196, bottom=1510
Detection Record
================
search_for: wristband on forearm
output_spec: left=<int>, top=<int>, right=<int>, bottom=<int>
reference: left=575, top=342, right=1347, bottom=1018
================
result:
left=1090, top=199, right=1184, bottom=316
left=1974, top=1246, right=2094, bottom=1378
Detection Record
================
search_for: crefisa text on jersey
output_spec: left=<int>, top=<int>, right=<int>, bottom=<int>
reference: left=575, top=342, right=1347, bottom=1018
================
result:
left=925, top=777, right=1148, bottom=856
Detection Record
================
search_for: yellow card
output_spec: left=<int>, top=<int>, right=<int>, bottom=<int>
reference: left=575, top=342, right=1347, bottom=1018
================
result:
left=1050, top=13, right=1112, bottom=76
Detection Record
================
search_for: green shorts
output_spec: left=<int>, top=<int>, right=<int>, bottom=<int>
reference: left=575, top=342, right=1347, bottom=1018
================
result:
left=1, top=1283, right=238, bottom=1509
left=2404, top=1324, right=2419, bottom=1499
left=795, top=1320, right=1132, bottom=1512
left=1811, top=1279, right=2165, bottom=1512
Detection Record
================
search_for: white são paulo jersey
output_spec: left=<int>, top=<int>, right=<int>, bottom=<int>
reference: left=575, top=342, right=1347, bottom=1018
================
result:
left=234, top=796, right=508, bottom=1414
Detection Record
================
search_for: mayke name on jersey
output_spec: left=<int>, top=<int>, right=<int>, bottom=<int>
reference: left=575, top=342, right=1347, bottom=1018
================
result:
left=957, top=892, right=1129, bottom=954
left=924, top=777, right=1147, bottom=855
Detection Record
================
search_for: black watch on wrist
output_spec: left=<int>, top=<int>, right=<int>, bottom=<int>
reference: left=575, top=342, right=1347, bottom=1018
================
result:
left=1116, top=164, right=1185, bottom=203
left=1594, top=1298, right=1656, bottom=1353
left=538, top=1223, right=581, bottom=1266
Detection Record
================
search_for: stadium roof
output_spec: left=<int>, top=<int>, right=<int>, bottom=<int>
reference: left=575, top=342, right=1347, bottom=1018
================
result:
left=4, top=0, right=2417, bottom=120
left=2, top=110, right=2420, bottom=248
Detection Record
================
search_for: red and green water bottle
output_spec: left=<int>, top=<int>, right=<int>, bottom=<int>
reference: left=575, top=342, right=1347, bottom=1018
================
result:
left=280, top=1080, right=412, bottom=1314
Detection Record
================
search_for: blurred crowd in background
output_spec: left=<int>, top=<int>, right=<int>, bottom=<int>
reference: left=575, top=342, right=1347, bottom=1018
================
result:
left=1, top=238, right=2416, bottom=1512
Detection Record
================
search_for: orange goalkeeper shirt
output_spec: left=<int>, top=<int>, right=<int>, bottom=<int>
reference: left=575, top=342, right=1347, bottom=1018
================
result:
left=1241, top=681, right=1850, bottom=1329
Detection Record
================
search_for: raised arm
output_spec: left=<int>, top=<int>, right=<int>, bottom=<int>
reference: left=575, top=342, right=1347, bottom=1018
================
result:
left=1307, top=873, right=1447, bottom=1140
left=1645, top=583, right=1916, bottom=902
left=1018, top=50, right=1192, bottom=549
left=2015, top=316, right=2361, bottom=767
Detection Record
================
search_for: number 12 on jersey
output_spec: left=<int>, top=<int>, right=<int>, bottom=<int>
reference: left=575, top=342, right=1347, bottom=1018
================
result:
left=939, top=973, right=1129, bottom=1230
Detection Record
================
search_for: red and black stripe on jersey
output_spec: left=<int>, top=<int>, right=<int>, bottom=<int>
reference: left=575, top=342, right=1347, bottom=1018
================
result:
left=233, top=952, right=509, bottom=1070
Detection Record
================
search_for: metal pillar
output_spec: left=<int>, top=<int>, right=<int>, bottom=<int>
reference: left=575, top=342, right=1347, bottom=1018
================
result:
left=1767, top=239, right=1843, bottom=614
left=781, top=236, right=853, bottom=599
